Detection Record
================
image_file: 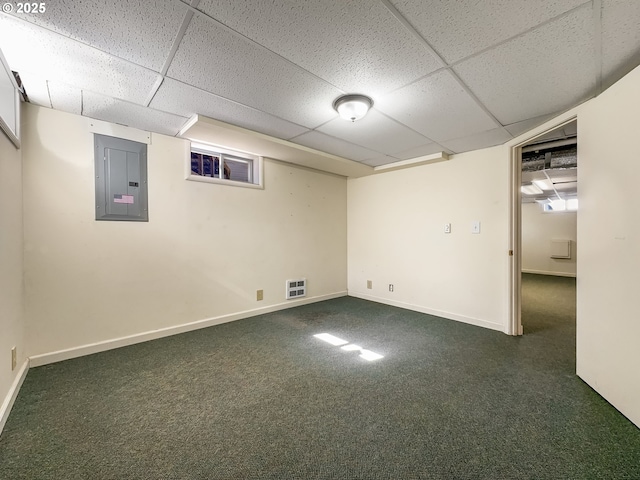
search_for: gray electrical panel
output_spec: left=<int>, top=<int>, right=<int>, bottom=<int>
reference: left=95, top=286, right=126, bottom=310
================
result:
left=94, top=134, right=148, bottom=222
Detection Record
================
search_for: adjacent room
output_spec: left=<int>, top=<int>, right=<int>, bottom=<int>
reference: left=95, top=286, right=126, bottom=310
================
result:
left=1, top=1, right=639, bottom=478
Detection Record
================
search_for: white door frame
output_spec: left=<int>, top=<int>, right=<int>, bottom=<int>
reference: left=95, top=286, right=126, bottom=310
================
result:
left=507, top=115, right=578, bottom=336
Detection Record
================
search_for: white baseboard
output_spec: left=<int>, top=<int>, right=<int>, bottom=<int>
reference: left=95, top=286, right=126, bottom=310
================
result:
left=522, top=269, right=576, bottom=278
left=348, top=291, right=504, bottom=332
left=0, top=359, right=29, bottom=437
left=29, top=291, right=347, bottom=368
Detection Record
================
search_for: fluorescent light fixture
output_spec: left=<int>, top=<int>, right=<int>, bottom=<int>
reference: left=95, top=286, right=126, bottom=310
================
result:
left=567, top=198, right=579, bottom=210
left=521, top=183, right=543, bottom=195
left=359, top=349, right=384, bottom=361
left=533, top=179, right=552, bottom=190
left=313, top=333, right=349, bottom=346
left=333, top=94, right=373, bottom=122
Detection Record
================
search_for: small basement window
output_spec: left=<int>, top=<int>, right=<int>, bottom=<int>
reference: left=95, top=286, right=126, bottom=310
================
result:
left=187, top=142, right=263, bottom=188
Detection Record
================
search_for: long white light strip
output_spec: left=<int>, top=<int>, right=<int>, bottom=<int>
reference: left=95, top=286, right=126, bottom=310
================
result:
left=521, top=183, right=543, bottom=195
left=533, top=179, right=553, bottom=191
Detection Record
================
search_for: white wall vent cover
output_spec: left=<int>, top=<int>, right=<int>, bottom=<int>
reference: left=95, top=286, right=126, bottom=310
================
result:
left=550, top=239, right=571, bottom=259
left=286, top=278, right=306, bottom=299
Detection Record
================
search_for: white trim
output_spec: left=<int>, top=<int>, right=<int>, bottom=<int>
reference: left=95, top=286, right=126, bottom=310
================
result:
left=0, top=47, right=21, bottom=148
left=28, top=292, right=347, bottom=367
left=0, top=359, right=29, bottom=436
left=522, top=269, right=576, bottom=278
left=88, top=119, right=151, bottom=145
left=507, top=108, right=580, bottom=337
left=348, top=292, right=504, bottom=333
left=187, top=141, right=264, bottom=189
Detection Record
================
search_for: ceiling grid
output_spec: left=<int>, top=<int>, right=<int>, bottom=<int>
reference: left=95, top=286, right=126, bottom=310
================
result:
left=0, top=0, right=638, bottom=168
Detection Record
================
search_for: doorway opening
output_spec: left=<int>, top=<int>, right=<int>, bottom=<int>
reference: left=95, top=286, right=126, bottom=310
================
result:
left=509, top=118, right=577, bottom=336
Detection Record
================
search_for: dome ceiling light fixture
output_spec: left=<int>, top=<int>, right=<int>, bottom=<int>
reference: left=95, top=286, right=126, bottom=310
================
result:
left=332, top=94, right=373, bottom=122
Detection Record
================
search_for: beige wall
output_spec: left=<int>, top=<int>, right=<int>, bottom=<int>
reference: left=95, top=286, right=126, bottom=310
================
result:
left=347, top=146, right=510, bottom=332
left=22, top=104, right=347, bottom=359
left=0, top=118, right=25, bottom=425
left=576, top=65, right=640, bottom=427
left=521, top=203, right=577, bottom=276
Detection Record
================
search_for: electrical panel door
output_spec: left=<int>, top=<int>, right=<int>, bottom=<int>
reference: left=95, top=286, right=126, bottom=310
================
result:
left=95, top=134, right=148, bottom=222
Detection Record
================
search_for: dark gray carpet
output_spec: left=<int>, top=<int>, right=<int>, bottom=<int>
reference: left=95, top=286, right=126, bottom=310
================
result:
left=1, top=274, right=639, bottom=479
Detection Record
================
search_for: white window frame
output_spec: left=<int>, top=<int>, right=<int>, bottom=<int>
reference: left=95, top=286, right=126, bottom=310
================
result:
left=186, top=142, right=263, bottom=189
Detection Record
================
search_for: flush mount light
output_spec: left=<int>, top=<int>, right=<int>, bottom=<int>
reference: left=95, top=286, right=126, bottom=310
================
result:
left=333, top=94, right=373, bottom=122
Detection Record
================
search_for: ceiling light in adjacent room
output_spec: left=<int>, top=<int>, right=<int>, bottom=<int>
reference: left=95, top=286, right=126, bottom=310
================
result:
left=333, top=94, right=373, bottom=122
left=521, top=183, right=543, bottom=195
left=533, top=179, right=553, bottom=191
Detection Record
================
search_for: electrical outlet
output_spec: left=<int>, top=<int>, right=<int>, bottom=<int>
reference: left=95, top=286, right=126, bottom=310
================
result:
left=11, top=347, right=16, bottom=371
left=444, top=223, right=451, bottom=234
left=389, top=284, right=394, bottom=292
left=367, top=280, right=372, bottom=289
left=257, top=289, right=264, bottom=301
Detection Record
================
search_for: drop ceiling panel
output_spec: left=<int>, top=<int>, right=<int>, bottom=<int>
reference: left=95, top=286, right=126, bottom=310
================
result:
left=150, top=78, right=308, bottom=141
left=390, top=0, right=589, bottom=64
left=7, top=1, right=188, bottom=71
left=83, top=92, right=189, bottom=137
left=14, top=71, right=50, bottom=108
left=527, top=127, right=576, bottom=145
left=601, top=0, right=640, bottom=88
left=316, top=109, right=431, bottom=155
left=166, top=16, right=341, bottom=129
left=454, top=7, right=596, bottom=125
left=289, top=131, right=379, bottom=162
left=0, top=15, right=160, bottom=105
left=375, top=69, right=498, bottom=143
left=48, top=81, right=82, bottom=115
left=440, top=128, right=513, bottom=154
left=197, top=0, right=440, bottom=96
left=504, top=114, right=557, bottom=138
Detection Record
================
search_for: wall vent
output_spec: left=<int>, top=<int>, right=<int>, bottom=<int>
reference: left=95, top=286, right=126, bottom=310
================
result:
left=286, top=278, right=306, bottom=299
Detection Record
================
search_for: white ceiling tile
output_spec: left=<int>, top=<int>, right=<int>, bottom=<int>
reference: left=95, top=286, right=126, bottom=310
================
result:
left=83, top=92, right=188, bottom=136
left=150, top=78, right=308, bottom=140
left=289, top=131, right=380, bottom=162
left=316, top=109, right=431, bottom=155
left=527, top=125, right=576, bottom=145
left=48, top=81, right=82, bottom=115
left=6, top=1, right=188, bottom=71
left=197, top=0, right=440, bottom=96
left=601, top=0, right=640, bottom=89
left=454, top=7, right=596, bottom=126
left=504, top=114, right=558, bottom=138
left=375, top=69, right=498, bottom=143
left=14, top=71, right=51, bottom=108
left=439, top=128, right=513, bottom=154
left=166, top=16, right=341, bottom=129
left=390, top=0, right=589, bottom=64
left=0, top=15, right=160, bottom=105
left=391, top=142, right=449, bottom=161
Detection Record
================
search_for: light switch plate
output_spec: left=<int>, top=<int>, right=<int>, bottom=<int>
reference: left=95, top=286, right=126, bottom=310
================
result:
left=472, top=221, right=481, bottom=234
left=444, top=223, right=451, bottom=234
